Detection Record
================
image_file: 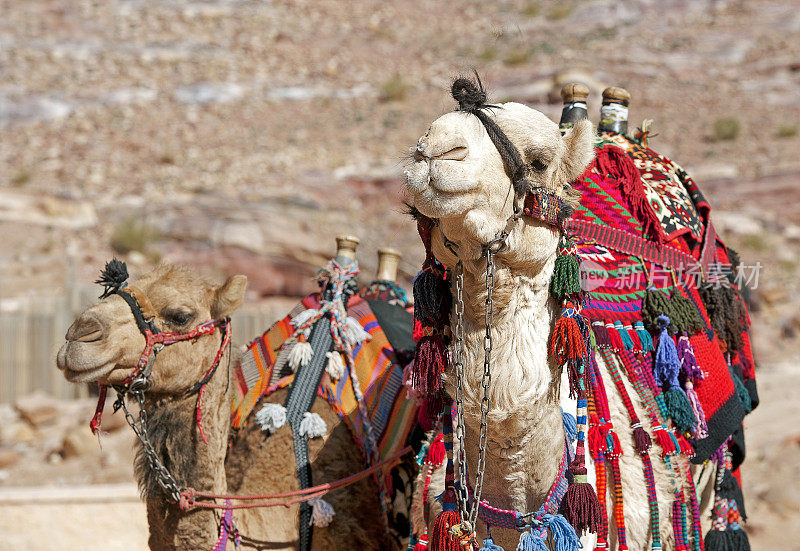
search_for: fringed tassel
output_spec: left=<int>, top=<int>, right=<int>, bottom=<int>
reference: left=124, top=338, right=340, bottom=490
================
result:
left=594, top=145, right=667, bottom=243
left=663, top=386, right=695, bottom=434
left=255, top=403, right=287, bottom=433
left=344, top=316, right=371, bottom=344
left=429, top=510, right=462, bottom=551
left=308, top=497, right=335, bottom=527
left=677, top=435, right=695, bottom=458
left=654, top=426, right=677, bottom=456
left=288, top=340, right=313, bottom=371
left=290, top=308, right=318, bottom=329
left=325, top=351, right=345, bottom=380
left=642, top=288, right=673, bottom=334
left=730, top=368, right=753, bottom=414
left=560, top=462, right=602, bottom=535
left=550, top=252, right=582, bottom=301
left=632, top=423, right=652, bottom=455
left=676, top=335, right=704, bottom=381
left=588, top=416, right=608, bottom=457
left=624, top=324, right=642, bottom=351
left=614, top=321, right=634, bottom=350
left=543, top=514, right=582, bottom=551
left=606, top=322, right=624, bottom=351
left=425, top=433, right=446, bottom=467
left=478, top=536, right=504, bottom=551
left=412, top=334, right=448, bottom=395
left=670, top=292, right=704, bottom=335
left=413, top=269, right=449, bottom=322
left=592, top=321, right=611, bottom=348
left=299, top=412, right=328, bottom=439
left=550, top=311, right=587, bottom=363
left=654, top=316, right=680, bottom=387
left=634, top=321, right=653, bottom=351
left=562, top=411, right=578, bottom=443
left=685, top=381, right=709, bottom=439
left=517, top=531, right=549, bottom=551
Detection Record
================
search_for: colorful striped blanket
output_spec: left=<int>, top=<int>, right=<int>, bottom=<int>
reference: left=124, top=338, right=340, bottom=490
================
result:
left=231, top=293, right=418, bottom=463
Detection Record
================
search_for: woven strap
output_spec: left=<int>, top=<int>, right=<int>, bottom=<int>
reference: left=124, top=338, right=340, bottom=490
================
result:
left=565, top=219, right=700, bottom=271
left=285, top=314, right=333, bottom=550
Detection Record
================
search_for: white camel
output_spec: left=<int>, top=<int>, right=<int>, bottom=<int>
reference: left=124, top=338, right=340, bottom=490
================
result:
left=404, top=92, right=712, bottom=550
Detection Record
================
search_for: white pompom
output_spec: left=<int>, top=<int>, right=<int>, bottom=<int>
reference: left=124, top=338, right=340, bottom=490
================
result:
left=344, top=316, right=371, bottom=345
left=308, top=497, right=335, bottom=527
left=254, top=403, right=286, bottom=433
left=299, top=411, right=327, bottom=439
left=325, top=351, right=345, bottom=380
left=288, top=341, right=313, bottom=371
left=291, top=308, right=318, bottom=328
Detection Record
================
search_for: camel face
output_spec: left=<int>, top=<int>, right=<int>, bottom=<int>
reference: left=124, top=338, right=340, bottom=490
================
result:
left=57, top=264, right=246, bottom=394
left=405, top=102, right=595, bottom=265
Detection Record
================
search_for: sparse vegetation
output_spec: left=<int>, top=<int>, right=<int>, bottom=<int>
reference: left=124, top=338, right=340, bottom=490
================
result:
left=158, top=154, right=175, bottom=165
left=11, top=171, right=30, bottom=187
left=110, top=216, right=160, bottom=255
left=522, top=1, right=540, bottom=17
left=712, top=117, right=741, bottom=142
left=546, top=3, right=573, bottom=21
left=777, top=124, right=798, bottom=139
left=503, top=46, right=533, bottom=66
left=379, top=76, right=411, bottom=102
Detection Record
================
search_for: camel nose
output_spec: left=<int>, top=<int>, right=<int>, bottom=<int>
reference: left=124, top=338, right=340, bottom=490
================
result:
left=66, top=312, right=105, bottom=343
left=415, top=132, right=469, bottom=162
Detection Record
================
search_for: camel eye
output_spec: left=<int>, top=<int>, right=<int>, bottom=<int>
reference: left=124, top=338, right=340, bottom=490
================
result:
left=530, top=158, right=547, bottom=171
left=164, top=310, right=194, bottom=327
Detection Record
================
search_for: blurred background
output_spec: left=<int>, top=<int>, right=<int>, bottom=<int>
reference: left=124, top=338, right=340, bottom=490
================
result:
left=0, top=0, right=798, bottom=549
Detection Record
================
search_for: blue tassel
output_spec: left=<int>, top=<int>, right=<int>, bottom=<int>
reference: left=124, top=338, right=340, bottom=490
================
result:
left=516, top=531, right=549, bottom=551
left=655, top=315, right=681, bottom=387
left=479, top=536, right=505, bottom=551
left=542, top=514, right=581, bottom=551
left=614, top=321, right=634, bottom=350
left=634, top=321, right=653, bottom=351
left=562, top=411, right=577, bottom=443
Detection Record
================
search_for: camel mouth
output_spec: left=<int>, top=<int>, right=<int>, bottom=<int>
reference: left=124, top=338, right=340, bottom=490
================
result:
left=57, top=341, right=121, bottom=383
left=405, top=163, right=479, bottom=220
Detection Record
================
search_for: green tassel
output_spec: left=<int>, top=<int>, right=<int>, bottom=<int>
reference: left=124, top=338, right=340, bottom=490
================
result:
left=669, top=292, right=704, bottom=335
left=730, top=368, right=753, bottom=414
left=550, top=253, right=581, bottom=301
left=663, top=386, right=695, bottom=434
left=642, top=287, right=674, bottom=334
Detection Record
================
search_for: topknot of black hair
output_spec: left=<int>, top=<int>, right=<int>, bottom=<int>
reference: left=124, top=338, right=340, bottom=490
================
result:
left=96, top=258, right=129, bottom=298
left=451, top=76, right=487, bottom=112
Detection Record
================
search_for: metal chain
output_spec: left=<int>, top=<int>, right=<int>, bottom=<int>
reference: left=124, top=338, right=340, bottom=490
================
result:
left=452, top=261, right=469, bottom=516
left=451, top=243, right=499, bottom=531
left=115, top=386, right=184, bottom=503
left=471, top=246, right=494, bottom=527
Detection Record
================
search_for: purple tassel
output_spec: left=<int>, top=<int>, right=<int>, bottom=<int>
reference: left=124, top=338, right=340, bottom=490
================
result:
left=676, top=335, right=704, bottom=382
left=655, top=315, right=681, bottom=388
left=560, top=479, right=602, bottom=535
left=632, top=423, right=652, bottom=455
left=592, top=322, right=611, bottom=348
left=685, top=380, right=709, bottom=439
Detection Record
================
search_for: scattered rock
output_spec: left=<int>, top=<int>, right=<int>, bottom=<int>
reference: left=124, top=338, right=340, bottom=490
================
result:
left=15, top=391, right=59, bottom=427
left=60, top=426, right=99, bottom=459
left=0, top=449, right=20, bottom=469
left=210, top=220, right=265, bottom=253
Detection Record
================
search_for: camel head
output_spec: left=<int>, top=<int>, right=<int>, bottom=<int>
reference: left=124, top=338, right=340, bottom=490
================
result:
left=405, top=80, right=595, bottom=268
left=57, top=264, right=247, bottom=395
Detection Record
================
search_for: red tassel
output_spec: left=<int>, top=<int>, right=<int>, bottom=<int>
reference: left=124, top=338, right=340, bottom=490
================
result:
left=429, top=510, right=462, bottom=551
left=588, top=415, right=607, bottom=457
left=677, top=435, right=695, bottom=458
left=607, top=430, right=622, bottom=458
left=655, top=427, right=677, bottom=456
left=632, top=424, right=652, bottom=455
left=606, top=323, right=624, bottom=351
left=412, top=334, right=447, bottom=394
left=413, top=318, right=424, bottom=341
left=550, top=315, right=586, bottom=363
left=594, top=146, right=667, bottom=243
left=626, top=326, right=642, bottom=351
left=89, top=384, right=108, bottom=434
left=414, top=534, right=429, bottom=551
left=426, top=434, right=446, bottom=467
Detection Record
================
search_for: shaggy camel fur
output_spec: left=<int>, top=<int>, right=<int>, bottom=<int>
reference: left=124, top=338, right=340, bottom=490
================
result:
left=405, top=104, right=705, bottom=550
left=57, top=264, right=385, bottom=550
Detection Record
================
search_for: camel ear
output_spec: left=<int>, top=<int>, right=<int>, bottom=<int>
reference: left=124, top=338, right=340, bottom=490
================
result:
left=212, top=275, right=247, bottom=319
left=558, top=119, right=596, bottom=183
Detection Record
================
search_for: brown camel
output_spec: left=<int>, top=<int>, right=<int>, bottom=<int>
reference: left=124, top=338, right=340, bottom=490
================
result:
left=57, top=263, right=389, bottom=550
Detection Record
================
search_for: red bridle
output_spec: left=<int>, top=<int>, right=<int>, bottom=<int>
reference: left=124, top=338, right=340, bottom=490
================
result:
left=89, top=288, right=232, bottom=445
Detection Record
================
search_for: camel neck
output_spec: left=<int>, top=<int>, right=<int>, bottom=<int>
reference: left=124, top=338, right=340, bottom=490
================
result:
left=451, top=247, right=565, bottom=535
left=138, top=347, right=232, bottom=550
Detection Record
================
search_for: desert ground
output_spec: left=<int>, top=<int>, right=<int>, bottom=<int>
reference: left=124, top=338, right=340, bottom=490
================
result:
left=1, top=0, right=799, bottom=549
